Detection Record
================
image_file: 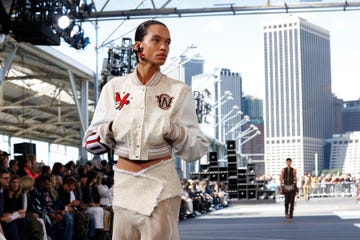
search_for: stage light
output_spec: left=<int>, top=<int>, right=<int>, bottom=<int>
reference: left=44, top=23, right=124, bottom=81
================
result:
left=69, top=24, right=80, bottom=38
left=4, top=0, right=92, bottom=49
left=58, top=15, right=70, bottom=29
left=61, top=22, right=90, bottom=50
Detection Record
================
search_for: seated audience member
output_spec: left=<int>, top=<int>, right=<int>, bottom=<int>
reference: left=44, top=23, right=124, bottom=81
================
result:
left=97, top=174, right=113, bottom=207
left=189, top=179, right=206, bottom=214
left=58, top=175, right=95, bottom=240
left=96, top=173, right=113, bottom=235
left=0, top=168, right=10, bottom=239
left=82, top=170, right=104, bottom=239
left=52, top=162, right=65, bottom=178
left=41, top=165, right=52, bottom=176
left=20, top=154, right=39, bottom=179
left=74, top=169, right=97, bottom=239
left=9, top=159, right=19, bottom=175
left=0, top=152, right=10, bottom=170
left=99, top=160, right=113, bottom=177
left=214, top=181, right=230, bottom=208
left=180, top=179, right=195, bottom=218
left=28, top=175, right=74, bottom=240
left=3, top=174, right=26, bottom=239
left=21, top=175, right=47, bottom=240
left=65, top=161, right=77, bottom=176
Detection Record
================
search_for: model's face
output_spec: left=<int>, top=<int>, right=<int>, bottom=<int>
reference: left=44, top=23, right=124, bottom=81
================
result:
left=137, top=24, right=171, bottom=66
left=286, top=160, right=292, bottom=167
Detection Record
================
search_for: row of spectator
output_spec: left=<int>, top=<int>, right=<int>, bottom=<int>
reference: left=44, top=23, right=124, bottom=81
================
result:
left=0, top=149, right=234, bottom=239
left=179, top=179, right=231, bottom=220
left=0, top=149, right=114, bottom=240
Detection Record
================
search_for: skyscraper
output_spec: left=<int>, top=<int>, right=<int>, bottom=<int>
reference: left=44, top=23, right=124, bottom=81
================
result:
left=216, top=69, right=243, bottom=144
left=263, top=16, right=333, bottom=176
left=242, top=95, right=263, bottom=121
left=342, top=100, right=360, bottom=132
left=181, top=57, right=204, bottom=86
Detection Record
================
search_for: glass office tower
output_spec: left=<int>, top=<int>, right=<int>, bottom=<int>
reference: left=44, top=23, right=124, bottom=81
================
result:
left=263, top=16, right=333, bottom=176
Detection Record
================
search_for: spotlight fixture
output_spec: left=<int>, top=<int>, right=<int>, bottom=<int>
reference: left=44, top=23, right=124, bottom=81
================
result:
left=57, top=15, right=71, bottom=30
left=0, top=0, right=93, bottom=49
left=61, top=22, right=90, bottom=50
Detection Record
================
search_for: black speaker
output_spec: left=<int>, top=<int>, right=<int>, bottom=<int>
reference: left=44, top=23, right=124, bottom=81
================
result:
left=190, top=172, right=200, bottom=179
left=200, top=172, right=209, bottom=180
left=238, top=168, right=247, bottom=182
left=226, top=140, right=236, bottom=150
left=228, top=176, right=238, bottom=188
left=238, top=182, right=247, bottom=190
left=209, top=170, right=218, bottom=181
left=248, top=189, right=257, bottom=199
left=247, top=163, right=256, bottom=176
left=14, top=142, right=36, bottom=155
left=218, top=168, right=228, bottom=181
left=228, top=161, right=237, bottom=173
left=238, top=189, right=247, bottom=199
left=200, top=164, right=209, bottom=172
left=257, top=180, right=267, bottom=190
left=257, top=190, right=268, bottom=200
left=247, top=176, right=256, bottom=185
left=267, top=190, right=276, bottom=200
left=257, top=190, right=276, bottom=200
left=228, top=190, right=238, bottom=199
left=226, top=140, right=236, bottom=164
left=209, top=152, right=218, bottom=167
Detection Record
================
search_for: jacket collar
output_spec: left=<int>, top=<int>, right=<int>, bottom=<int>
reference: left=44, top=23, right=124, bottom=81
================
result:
left=131, top=67, right=163, bottom=87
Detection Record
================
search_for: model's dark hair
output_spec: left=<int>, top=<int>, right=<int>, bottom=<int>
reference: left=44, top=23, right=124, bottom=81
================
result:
left=286, top=158, right=292, bottom=162
left=135, top=20, right=167, bottom=42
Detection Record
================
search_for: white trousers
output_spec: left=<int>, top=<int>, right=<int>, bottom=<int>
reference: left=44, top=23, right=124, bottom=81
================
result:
left=112, top=197, right=181, bottom=240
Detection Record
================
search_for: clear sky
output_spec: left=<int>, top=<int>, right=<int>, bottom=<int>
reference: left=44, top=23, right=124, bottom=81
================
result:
left=52, top=2, right=360, bottom=101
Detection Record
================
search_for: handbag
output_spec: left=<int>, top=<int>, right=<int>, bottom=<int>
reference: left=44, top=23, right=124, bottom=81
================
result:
left=283, top=184, right=295, bottom=192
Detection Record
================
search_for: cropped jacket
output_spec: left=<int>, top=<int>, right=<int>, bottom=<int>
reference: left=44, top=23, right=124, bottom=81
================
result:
left=83, top=68, right=208, bottom=162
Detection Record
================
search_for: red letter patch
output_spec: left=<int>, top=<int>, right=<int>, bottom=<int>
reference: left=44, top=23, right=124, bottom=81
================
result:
left=115, top=92, right=130, bottom=110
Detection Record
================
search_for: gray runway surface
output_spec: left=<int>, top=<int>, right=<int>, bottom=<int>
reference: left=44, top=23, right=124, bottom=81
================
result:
left=179, top=197, right=360, bottom=240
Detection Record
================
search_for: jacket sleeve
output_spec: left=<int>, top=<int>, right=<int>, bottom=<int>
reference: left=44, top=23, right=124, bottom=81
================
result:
left=165, top=87, right=209, bottom=161
left=83, top=83, right=115, bottom=155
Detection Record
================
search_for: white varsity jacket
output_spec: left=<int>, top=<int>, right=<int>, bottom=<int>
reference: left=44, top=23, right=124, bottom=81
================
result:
left=83, top=68, right=209, bottom=162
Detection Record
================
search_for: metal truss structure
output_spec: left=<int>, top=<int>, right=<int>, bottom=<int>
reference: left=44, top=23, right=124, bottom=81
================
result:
left=86, top=0, right=360, bottom=21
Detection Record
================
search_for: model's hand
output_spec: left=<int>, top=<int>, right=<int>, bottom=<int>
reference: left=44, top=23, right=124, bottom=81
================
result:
left=84, top=130, right=110, bottom=155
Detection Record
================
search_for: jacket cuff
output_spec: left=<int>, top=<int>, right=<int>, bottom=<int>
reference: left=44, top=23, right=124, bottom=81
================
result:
left=97, top=122, right=115, bottom=147
left=165, top=123, right=186, bottom=146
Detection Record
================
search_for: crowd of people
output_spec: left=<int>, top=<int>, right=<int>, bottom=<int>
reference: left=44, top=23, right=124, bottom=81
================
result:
left=0, top=149, right=232, bottom=240
left=258, top=171, right=360, bottom=200
left=0, top=149, right=114, bottom=240
left=179, top=179, right=231, bottom=220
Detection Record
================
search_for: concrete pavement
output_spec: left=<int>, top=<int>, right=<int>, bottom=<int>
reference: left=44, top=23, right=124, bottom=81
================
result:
left=179, top=196, right=360, bottom=240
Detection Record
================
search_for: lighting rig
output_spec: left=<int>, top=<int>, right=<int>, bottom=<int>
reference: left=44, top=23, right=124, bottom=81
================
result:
left=0, top=0, right=93, bottom=49
left=100, top=37, right=137, bottom=88
left=193, top=90, right=212, bottom=124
